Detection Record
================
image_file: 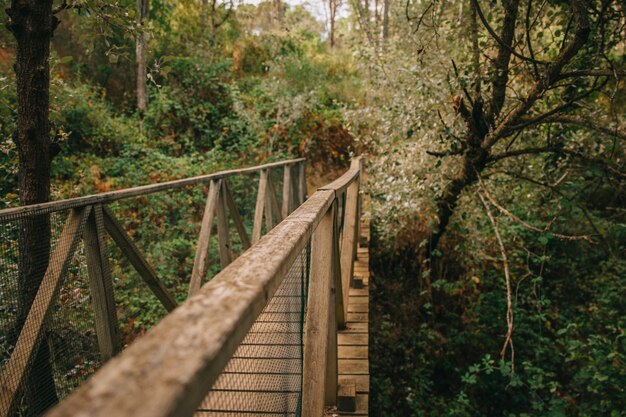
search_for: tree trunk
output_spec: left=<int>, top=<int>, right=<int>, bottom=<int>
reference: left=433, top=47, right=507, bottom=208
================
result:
left=381, top=0, right=390, bottom=47
left=273, top=0, right=281, bottom=23
left=7, top=0, right=58, bottom=414
left=136, top=0, right=149, bottom=112
left=429, top=147, right=488, bottom=254
left=329, top=0, right=336, bottom=48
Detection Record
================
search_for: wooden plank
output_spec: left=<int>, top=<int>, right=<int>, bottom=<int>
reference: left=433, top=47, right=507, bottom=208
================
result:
left=222, top=180, right=250, bottom=251
left=102, top=206, right=177, bottom=311
left=338, top=346, right=368, bottom=359
left=338, top=382, right=356, bottom=412
left=216, top=183, right=232, bottom=269
left=252, top=170, right=268, bottom=244
left=0, top=158, right=306, bottom=220
left=47, top=189, right=336, bottom=417
left=339, top=375, right=369, bottom=393
left=349, top=288, right=368, bottom=296
left=347, top=313, right=367, bottom=322
left=348, top=303, right=369, bottom=313
left=281, top=164, right=292, bottom=218
left=84, top=204, right=121, bottom=361
left=297, top=161, right=307, bottom=206
left=302, top=203, right=335, bottom=417
left=338, top=359, right=369, bottom=375
left=343, top=322, right=368, bottom=332
left=339, top=180, right=359, bottom=325
left=327, top=226, right=338, bottom=406
left=189, top=179, right=221, bottom=297
left=265, top=172, right=282, bottom=231
left=0, top=207, right=90, bottom=417
left=338, top=334, right=368, bottom=346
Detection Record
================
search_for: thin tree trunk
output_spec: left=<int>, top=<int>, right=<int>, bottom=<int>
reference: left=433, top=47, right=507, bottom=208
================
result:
left=6, top=0, right=58, bottom=414
left=429, top=147, right=488, bottom=254
left=273, top=0, right=281, bottom=22
left=329, top=0, right=336, bottom=48
left=381, top=0, right=390, bottom=46
left=136, top=0, right=149, bottom=112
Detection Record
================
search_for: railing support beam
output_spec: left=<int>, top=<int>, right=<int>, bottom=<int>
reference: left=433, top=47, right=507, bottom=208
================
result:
left=302, top=202, right=338, bottom=417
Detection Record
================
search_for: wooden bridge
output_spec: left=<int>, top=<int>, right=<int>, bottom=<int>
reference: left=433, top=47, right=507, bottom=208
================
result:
left=0, top=158, right=369, bottom=417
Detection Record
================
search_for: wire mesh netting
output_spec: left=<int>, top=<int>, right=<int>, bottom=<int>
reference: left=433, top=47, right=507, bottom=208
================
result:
left=197, top=243, right=310, bottom=417
left=0, top=164, right=301, bottom=417
left=0, top=209, right=100, bottom=417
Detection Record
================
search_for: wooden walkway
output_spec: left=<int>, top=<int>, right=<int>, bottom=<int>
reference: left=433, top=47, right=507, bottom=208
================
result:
left=335, top=218, right=370, bottom=417
left=197, top=220, right=370, bottom=417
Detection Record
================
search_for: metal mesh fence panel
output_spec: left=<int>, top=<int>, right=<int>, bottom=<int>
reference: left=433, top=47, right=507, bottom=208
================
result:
left=197, top=241, right=310, bottom=417
left=0, top=209, right=98, bottom=417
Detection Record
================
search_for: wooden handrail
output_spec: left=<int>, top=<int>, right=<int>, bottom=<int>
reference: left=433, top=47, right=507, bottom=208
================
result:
left=42, top=158, right=362, bottom=417
left=0, top=158, right=305, bottom=220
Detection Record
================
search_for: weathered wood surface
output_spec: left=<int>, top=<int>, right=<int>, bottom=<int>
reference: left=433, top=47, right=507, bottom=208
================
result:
left=337, top=216, right=370, bottom=417
left=85, top=204, right=121, bottom=360
left=46, top=189, right=335, bottom=417
left=302, top=203, right=336, bottom=417
left=0, top=208, right=91, bottom=417
left=40, top=158, right=366, bottom=417
left=0, top=158, right=305, bottom=220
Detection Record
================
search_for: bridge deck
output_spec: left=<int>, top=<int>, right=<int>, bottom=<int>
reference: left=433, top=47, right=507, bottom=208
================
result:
left=336, top=218, right=370, bottom=416
left=195, top=220, right=370, bottom=417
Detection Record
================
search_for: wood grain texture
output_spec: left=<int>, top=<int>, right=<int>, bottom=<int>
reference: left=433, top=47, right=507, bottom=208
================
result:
left=252, top=170, right=268, bottom=244
left=222, top=180, right=250, bottom=250
left=189, top=179, right=221, bottom=297
left=216, top=184, right=232, bottom=269
left=302, top=203, right=335, bottom=417
left=0, top=158, right=305, bottom=220
left=45, top=190, right=335, bottom=417
left=85, top=204, right=121, bottom=361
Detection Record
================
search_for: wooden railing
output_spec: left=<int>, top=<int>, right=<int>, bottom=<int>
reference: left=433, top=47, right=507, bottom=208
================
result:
left=0, top=158, right=306, bottom=417
left=1, top=156, right=363, bottom=417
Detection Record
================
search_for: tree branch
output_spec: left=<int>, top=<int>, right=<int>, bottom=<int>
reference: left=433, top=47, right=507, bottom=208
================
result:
left=482, top=0, right=591, bottom=148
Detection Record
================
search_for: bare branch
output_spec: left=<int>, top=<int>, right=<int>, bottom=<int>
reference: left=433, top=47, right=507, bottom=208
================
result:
left=478, top=175, right=594, bottom=242
left=476, top=190, right=514, bottom=370
left=482, top=0, right=591, bottom=148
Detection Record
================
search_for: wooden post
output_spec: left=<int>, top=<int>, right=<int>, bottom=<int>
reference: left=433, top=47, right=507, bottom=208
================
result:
left=252, top=170, right=268, bottom=244
left=339, top=179, right=360, bottom=325
left=0, top=207, right=90, bottom=417
left=302, top=202, right=337, bottom=417
left=297, top=161, right=307, bottom=206
left=216, top=184, right=232, bottom=269
left=102, top=206, right=177, bottom=312
left=326, top=204, right=340, bottom=405
left=84, top=204, right=121, bottom=361
left=189, top=179, right=221, bottom=297
left=222, top=180, right=251, bottom=251
left=281, top=165, right=292, bottom=218
left=265, top=172, right=282, bottom=231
